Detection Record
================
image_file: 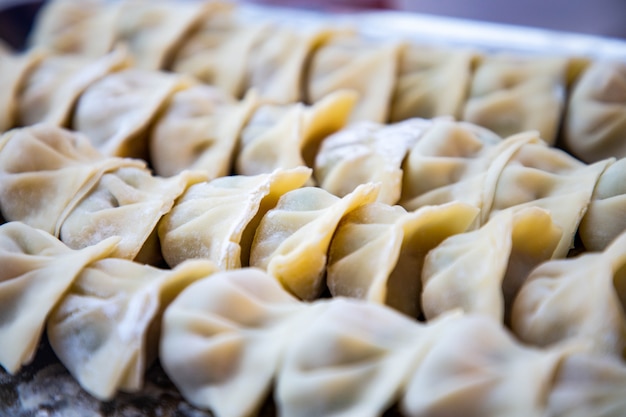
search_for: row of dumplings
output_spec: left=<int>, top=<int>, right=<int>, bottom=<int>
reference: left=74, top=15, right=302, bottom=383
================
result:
left=1, top=44, right=625, bottom=256
left=21, top=0, right=626, bottom=164
left=2, top=121, right=626, bottom=362
left=2, top=220, right=626, bottom=417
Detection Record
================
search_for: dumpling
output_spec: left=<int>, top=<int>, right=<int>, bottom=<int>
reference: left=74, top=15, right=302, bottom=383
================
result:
left=113, top=0, right=215, bottom=70
left=327, top=201, right=479, bottom=318
left=250, top=183, right=379, bottom=300
left=563, top=60, right=626, bottom=163
left=463, top=54, right=570, bottom=144
left=73, top=68, right=191, bottom=159
left=0, top=50, right=44, bottom=132
left=18, top=47, right=132, bottom=127
left=159, top=167, right=312, bottom=269
left=399, top=119, right=523, bottom=217
left=401, top=314, right=571, bottom=417
left=171, top=3, right=269, bottom=98
left=236, top=90, right=357, bottom=178
left=245, top=25, right=338, bottom=104
left=314, top=118, right=431, bottom=205
left=150, top=84, right=259, bottom=178
left=48, top=257, right=217, bottom=400
left=0, top=124, right=143, bottom=235
left=489, top=136, right=612, bottom=257
left=546, top=353, right=626, bottom=417
left=512, top=229, right=626, bottom=358
left=161, top=267, right=309, bottom=417
left=0, top=222, right=117, bottom=374
left=60, top=166, right=207, bottom=264
left=277, top=298, right=424, bottom=417
left=27, top=0, right=119, bottom=57
left=579, top=157, right=626, bottom=251
left=307, top=33, right=401, bottom=123
left=390, top=44, right=476, bottom=122
left=421, top=207, right=561, bottom=323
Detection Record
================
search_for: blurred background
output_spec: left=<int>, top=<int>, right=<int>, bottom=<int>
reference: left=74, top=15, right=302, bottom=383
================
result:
left=1, top=0, right=625, bottom=50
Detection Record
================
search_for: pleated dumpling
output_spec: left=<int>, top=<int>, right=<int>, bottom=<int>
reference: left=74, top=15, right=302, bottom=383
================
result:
left=512, top=230, right=626, bottom=358
left=235, top=89, right=357, bottom=177
left=27, top=0, right=119, bottom=57
left=0, top=124, right=143, bottom=235
left=150, top=84, right=258, bottom=178
left=327, top=201, right=479, bottom=318
left=579, top=157, right=626, bottom=251
left=277, top=298, right=424, bottom=417
left=0, top=222, right=117, bottom=374
left=401, top=314, right=570, bottom=417
left=421, top=207, right=561, bottom=323
left=399, top=119, right=522, bottom=215
left=250, top=182, right=379, bottom=300
left=74, top=68, right=191, bottom=159
left=563, top=60, right=626, bottom=163
left=307, top=33, right=401, bottom=123
left=171, top=3, right=268, bottom=98
left=60, top=166, right=207, bottom=264
left=244, top=25, right=337, bottom=104
left=113, top=0, right=215, bottom=70
left=315, top=118, right=431, bottom=205
left=462, top=54, right=570, bottom=144
left=161, top=268, right=309, bottom=417
left=489, top=136, right=611, bottom=257
left=159, top=167, right=312, bottom=269
left=18, top=47, right=132, bottom=127
left=390, top=44, right=476, bottom=122
left=47, top=257, right=217, bottom=400
left=546, top=353, right=626, bottom=417
left=0, top=50, right=44, bottom=132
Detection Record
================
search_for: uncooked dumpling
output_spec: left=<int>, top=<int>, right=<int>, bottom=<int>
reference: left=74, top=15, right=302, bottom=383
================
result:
left=250, top=183, right=379, bottom=300
left=159, top=167, right=312, bottom=269
left=0, top=50, right=44, bottom=132
left=0, top=222, right=117, bottom=374
left=563, top=60, right=626, bottom=163
left=48, top=257, right=217, bottom=400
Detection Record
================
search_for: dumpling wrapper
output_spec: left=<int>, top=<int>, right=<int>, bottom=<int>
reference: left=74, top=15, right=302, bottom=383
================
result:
left=489, top=137, right=612, bottom=257
left=327, top=201, right=479, bottom=318
left=390, top=44, right=476, bottom=122
left=462, top=54, right=569, bottom=144
left=315, top=118, right=432, bottom=205
left=546, top=353, right=626, bottom=417
left=307, top=33, right=400, bottom=123
left=150, top=85, right=258, bottom=178
left=60, top=166, right=207, bottom=264
left=422, top=207, right=561, bottom=323
left=236, top=89, right=357, bottom=178
left=18, top=47, right=132, bottom=127
left=563, top=60, right=626, bottom=163
left=27, top=0, right=119, bottom=57
left=113, top=0, right=216, bottom=70
left=0, top=222, right=118, bottom=374
left=48, top=257, right=217, bottom=400
left=74, top=68, right=192, bottom=159
left=0, top=50, right=44, bottom=132
left=161, top=267, right=311, bottom=417
left=579, top=157, right=626, bottom=251
left=277, top=298, right=425, bottom=417
left=245, top=25, right=338, bottom=104
left=250, top=182, right=379, bottom=300
left=399, top=120, right=526, bottom=219
left=512, top=229, right=626, bottom=358
left=0, top=124, right=144, bottom=235
left=159, top=167, right=312, bottom=269
left=171, top=4, right=269, bottom=98
left=401, top=314, right=572, bottom=417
